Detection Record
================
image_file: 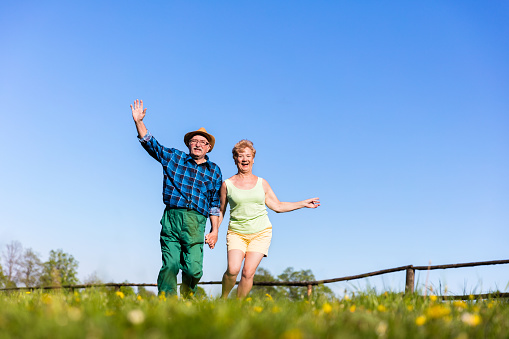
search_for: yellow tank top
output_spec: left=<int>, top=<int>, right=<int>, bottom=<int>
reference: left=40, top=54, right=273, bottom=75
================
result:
left=225, top=177, right=272, bottom=234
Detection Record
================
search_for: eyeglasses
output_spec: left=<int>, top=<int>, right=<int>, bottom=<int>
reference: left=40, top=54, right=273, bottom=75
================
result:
left=189, top=139, right=210, bottom=146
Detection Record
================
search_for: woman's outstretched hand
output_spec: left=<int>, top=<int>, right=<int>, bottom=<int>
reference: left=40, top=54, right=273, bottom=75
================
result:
left=303, top=198, right=320, bottom=208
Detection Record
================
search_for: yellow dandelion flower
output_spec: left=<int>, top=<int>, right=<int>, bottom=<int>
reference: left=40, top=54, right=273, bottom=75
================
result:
left=265, top=294, right=273, bottom=301
left=430, top=295, right=438, bottom=302
left=461, top=313, right=481, bottom=326
left=468, top=295, right=475, bottom=300
left=415, top=315, right=426, bottom=326
left=42, top=294, right=52, bottom=305
left=158, top=293, right=167, bottom=301
left=322, top=303, right=332, bottom=314
left=115, top=291, right=125, bottom=299
left=245, top=297, right=252, bottom=302
left=487, top=301, right=494, bottom=309
left=25, top=291, right=31, bottom=294
left=282, top=329, right=303, bottom=339
left=377, top=305, right=386, bottom=312
left=426, top=305, right=450, bottom=319
left=349, top=305, right=356, bottom=313
left=253, top=306, right=263, bottom=313
left=137, top=295, right=143, bottom=301
left=453, top=301, right=467, bottom=309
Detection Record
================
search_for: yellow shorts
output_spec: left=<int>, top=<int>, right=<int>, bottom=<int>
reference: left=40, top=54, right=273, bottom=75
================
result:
left=226, top=227, right=272, bottom=257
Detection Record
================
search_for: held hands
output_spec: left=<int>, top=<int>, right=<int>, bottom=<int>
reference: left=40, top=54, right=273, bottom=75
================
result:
left=205, top=231, right=218, bottom=249
left=303, top=198, right=320, bottom=208
left=131, top=99, right=147, bottom=123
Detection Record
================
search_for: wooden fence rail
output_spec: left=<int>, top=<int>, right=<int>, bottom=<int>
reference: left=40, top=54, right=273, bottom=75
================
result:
left=2, top=259, right=508, bottom=300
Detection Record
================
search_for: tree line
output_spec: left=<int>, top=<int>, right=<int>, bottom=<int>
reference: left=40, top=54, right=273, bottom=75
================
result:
left=0, top=241, right=79, bottom=288
left=1, top=241, right=336, bottom=300
left=248, top=267, right=336, bottom=301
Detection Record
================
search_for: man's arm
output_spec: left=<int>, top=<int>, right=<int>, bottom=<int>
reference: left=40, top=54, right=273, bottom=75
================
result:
left=205, top=215, right=220, bottom=249
left=205, top=179, right=226, bottom=249
left=131, top=99, right=170, bottom=163
left=131, top=99, right=148, bottom=138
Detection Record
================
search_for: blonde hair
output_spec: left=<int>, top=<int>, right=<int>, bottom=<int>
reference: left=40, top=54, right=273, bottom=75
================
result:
left=232, top=139, right=256, bottom=160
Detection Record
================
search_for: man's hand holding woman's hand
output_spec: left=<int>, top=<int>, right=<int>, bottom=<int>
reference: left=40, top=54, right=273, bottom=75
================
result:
left=205, top=231, right=218, bottom=249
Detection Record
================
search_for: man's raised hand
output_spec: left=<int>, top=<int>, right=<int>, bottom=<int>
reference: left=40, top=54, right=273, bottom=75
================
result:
left=131, top=99, right=147, bottom=122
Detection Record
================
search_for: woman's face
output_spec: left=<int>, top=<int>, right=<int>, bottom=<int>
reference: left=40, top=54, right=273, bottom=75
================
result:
left=235, top=147, right=254, bottom=173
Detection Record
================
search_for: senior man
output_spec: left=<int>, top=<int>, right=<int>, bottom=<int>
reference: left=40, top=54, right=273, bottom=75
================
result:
left=131, top=99, right=222, bottom=297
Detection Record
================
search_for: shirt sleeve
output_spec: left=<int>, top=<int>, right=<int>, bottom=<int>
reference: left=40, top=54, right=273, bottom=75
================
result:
left=138, top=131, right=172, bottom=163
left=138, top=130, right=152, bottom=143
left=208, top=167, right=223, bottom=217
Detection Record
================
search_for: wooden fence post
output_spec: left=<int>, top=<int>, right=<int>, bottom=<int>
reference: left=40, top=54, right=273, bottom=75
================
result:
left=307, top=284, right=313, bottom=300
left=405, top=266, right=415, bottom=294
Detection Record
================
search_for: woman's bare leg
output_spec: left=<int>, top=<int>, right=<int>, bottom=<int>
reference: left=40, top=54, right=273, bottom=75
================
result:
left=221, top=250, right=245, bottom=299
left=237, top=252, right=265, bottom=298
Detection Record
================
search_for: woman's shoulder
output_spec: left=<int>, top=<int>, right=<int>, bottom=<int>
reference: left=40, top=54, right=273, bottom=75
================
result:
left=260, top=177, right=272, bottom=191
left=224, top=176, right=236, bottom=188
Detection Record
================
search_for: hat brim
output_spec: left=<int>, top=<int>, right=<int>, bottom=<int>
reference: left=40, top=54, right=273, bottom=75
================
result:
left=184, top=131, right=215, bottom=152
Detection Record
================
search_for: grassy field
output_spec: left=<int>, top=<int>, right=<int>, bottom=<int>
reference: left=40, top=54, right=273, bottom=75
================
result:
left=0, top=289, right=507, bottom=338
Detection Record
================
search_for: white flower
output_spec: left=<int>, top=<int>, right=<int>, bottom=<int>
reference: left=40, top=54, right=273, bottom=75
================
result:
left=461, top=313, right=481, bottom=326
left=127, top=309, right=145, bottom=325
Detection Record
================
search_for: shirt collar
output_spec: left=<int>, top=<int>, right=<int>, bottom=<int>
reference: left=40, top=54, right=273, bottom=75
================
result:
left=185, top=153, right=211, bottom=168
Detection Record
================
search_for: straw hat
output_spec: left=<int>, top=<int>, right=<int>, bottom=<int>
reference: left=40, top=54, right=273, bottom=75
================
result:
left=184, top=127, right=215, bottom=152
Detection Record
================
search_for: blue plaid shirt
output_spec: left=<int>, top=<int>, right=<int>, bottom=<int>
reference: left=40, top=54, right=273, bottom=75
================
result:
left=139, top=131, right=222, bottom=218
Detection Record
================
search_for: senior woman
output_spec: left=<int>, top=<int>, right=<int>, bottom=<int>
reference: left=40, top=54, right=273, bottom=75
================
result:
left=212, top=139, right=320, bottom=299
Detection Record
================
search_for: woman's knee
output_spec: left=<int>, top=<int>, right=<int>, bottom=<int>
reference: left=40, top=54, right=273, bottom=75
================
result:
left=226, top=265, right=241, bottom=277
left=241, top=267, right=256, bottom=280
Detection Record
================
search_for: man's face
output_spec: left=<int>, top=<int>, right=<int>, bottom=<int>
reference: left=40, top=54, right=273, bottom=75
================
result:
left=188, top=135, right=211, bottom=160
left=235, top=148, right=254, bottom=173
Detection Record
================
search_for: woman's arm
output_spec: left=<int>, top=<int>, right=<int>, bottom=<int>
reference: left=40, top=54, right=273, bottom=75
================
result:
left=218, top=181, right=229, bottom=224
left=263, top=179, right=320, bottom=213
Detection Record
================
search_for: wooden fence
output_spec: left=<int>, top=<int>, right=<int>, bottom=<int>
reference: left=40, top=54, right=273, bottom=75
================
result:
left=2, top=259, right=508, bottom=300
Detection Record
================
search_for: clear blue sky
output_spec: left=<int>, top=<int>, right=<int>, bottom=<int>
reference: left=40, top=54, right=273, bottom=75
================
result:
left=1, top=1, right=508, bottom=296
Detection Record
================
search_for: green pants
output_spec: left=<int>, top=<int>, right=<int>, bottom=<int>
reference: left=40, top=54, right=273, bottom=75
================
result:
left=157, top=208, right=207, bottom=297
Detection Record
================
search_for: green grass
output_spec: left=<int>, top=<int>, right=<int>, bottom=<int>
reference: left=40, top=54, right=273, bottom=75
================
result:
left=0, top=289, right=508, bottom=338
